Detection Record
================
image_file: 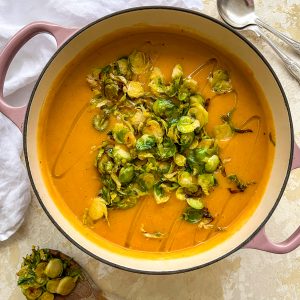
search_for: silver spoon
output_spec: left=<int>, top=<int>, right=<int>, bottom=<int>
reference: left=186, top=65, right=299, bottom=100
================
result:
left=217, top=0, right=300, bottom=83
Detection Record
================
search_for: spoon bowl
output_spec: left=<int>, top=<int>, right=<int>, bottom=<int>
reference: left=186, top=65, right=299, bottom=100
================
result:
left=217, top=0, right=256, bottom=29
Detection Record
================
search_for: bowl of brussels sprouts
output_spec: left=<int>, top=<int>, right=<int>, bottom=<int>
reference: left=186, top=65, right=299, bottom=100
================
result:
left=16, top=247, right=102, bottom=299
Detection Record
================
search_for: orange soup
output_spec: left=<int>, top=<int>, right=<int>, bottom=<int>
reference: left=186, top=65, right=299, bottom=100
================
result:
left=38, top=28, right=274, bottom=254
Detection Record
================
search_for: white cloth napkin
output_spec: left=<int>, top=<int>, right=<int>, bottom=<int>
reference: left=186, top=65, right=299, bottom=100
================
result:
left=0, top=114, right=31, bottom=241
left=0, top=0, right=202, bottom=241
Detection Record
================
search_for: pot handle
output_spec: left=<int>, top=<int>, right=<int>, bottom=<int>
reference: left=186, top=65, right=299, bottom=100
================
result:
left=244, top=142, right=300, bottom=253
left=0, top=22, right=78, bottom=131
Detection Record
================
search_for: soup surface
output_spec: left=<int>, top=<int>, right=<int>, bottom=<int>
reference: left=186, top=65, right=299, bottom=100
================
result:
left=39, top=28, right=274, bottom=254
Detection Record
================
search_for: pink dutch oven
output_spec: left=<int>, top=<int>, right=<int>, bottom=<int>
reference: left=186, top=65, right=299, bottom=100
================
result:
left=0, top=7, right=299, bottom=274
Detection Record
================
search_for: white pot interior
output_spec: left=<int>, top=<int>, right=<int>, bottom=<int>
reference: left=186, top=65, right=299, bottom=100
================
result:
left=25, top=8, right=292, bottom=273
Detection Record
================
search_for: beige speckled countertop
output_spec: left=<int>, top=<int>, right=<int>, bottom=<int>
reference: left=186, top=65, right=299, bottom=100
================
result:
left=1, top=1, right=300, bottom=299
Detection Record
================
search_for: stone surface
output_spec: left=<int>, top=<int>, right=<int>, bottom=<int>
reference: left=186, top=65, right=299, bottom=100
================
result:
left=1, top=1, right=299, bottom=299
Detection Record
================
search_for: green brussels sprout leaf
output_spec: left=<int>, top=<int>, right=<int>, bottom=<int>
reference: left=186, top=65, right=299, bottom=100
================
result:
left=136, top=134, right=156, bottom=151
left=129, top=50, right=149, bottom=75
left=208, top=69, right=232, bottom=94
left=177, top=116, right=200, bottom=133
left=153, top=183, right=170, bottom=204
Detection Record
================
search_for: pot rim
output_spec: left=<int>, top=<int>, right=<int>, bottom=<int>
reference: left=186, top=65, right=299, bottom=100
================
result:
left=23, top=6, right=294, bottom=275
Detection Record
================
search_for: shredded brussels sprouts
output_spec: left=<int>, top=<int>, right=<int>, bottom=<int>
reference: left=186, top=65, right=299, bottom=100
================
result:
left=141, top=224, right=167, bottom=239
left=17, top=247, right=81, bottom=299
left=84, top=50, right=253, bottom=230
left=208, top=69, right=232, bottom=94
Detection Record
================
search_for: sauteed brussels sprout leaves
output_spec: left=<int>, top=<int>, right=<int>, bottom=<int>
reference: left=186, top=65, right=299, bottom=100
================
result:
left=129, top=50, right=150, bottom=75
left=17, top=247, right=81, bottom=299
left=127, top=81, right=144, bottom=98
left=227, top=174, right=255, bottom=193
left=92, top=114, right=109, bottom=132
left=85, top=50, right=253, bottom=229
left=220, top=109, right=253, bottom=134
left=208, top=69, right=232, bottom=94
left=141, top=224, right=167, bottom=239
left=183, top=207, right=213, bottom=224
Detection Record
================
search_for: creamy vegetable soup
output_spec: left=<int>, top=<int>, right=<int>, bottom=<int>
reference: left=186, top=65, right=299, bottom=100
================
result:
left=38, top=28, right=274, bottom=254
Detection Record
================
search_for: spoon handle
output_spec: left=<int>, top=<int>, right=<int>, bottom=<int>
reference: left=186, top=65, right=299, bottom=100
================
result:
left=256, top=18, right=300, bottom=55
left=256, top=28, right=300, bottom=84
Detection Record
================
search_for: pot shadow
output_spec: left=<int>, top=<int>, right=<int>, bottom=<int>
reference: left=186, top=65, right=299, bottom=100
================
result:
left=85, top=254, right=242, bottom=300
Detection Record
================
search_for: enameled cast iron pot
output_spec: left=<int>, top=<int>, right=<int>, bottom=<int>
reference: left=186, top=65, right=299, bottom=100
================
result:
left=1, top=7, right=299, bottom=274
